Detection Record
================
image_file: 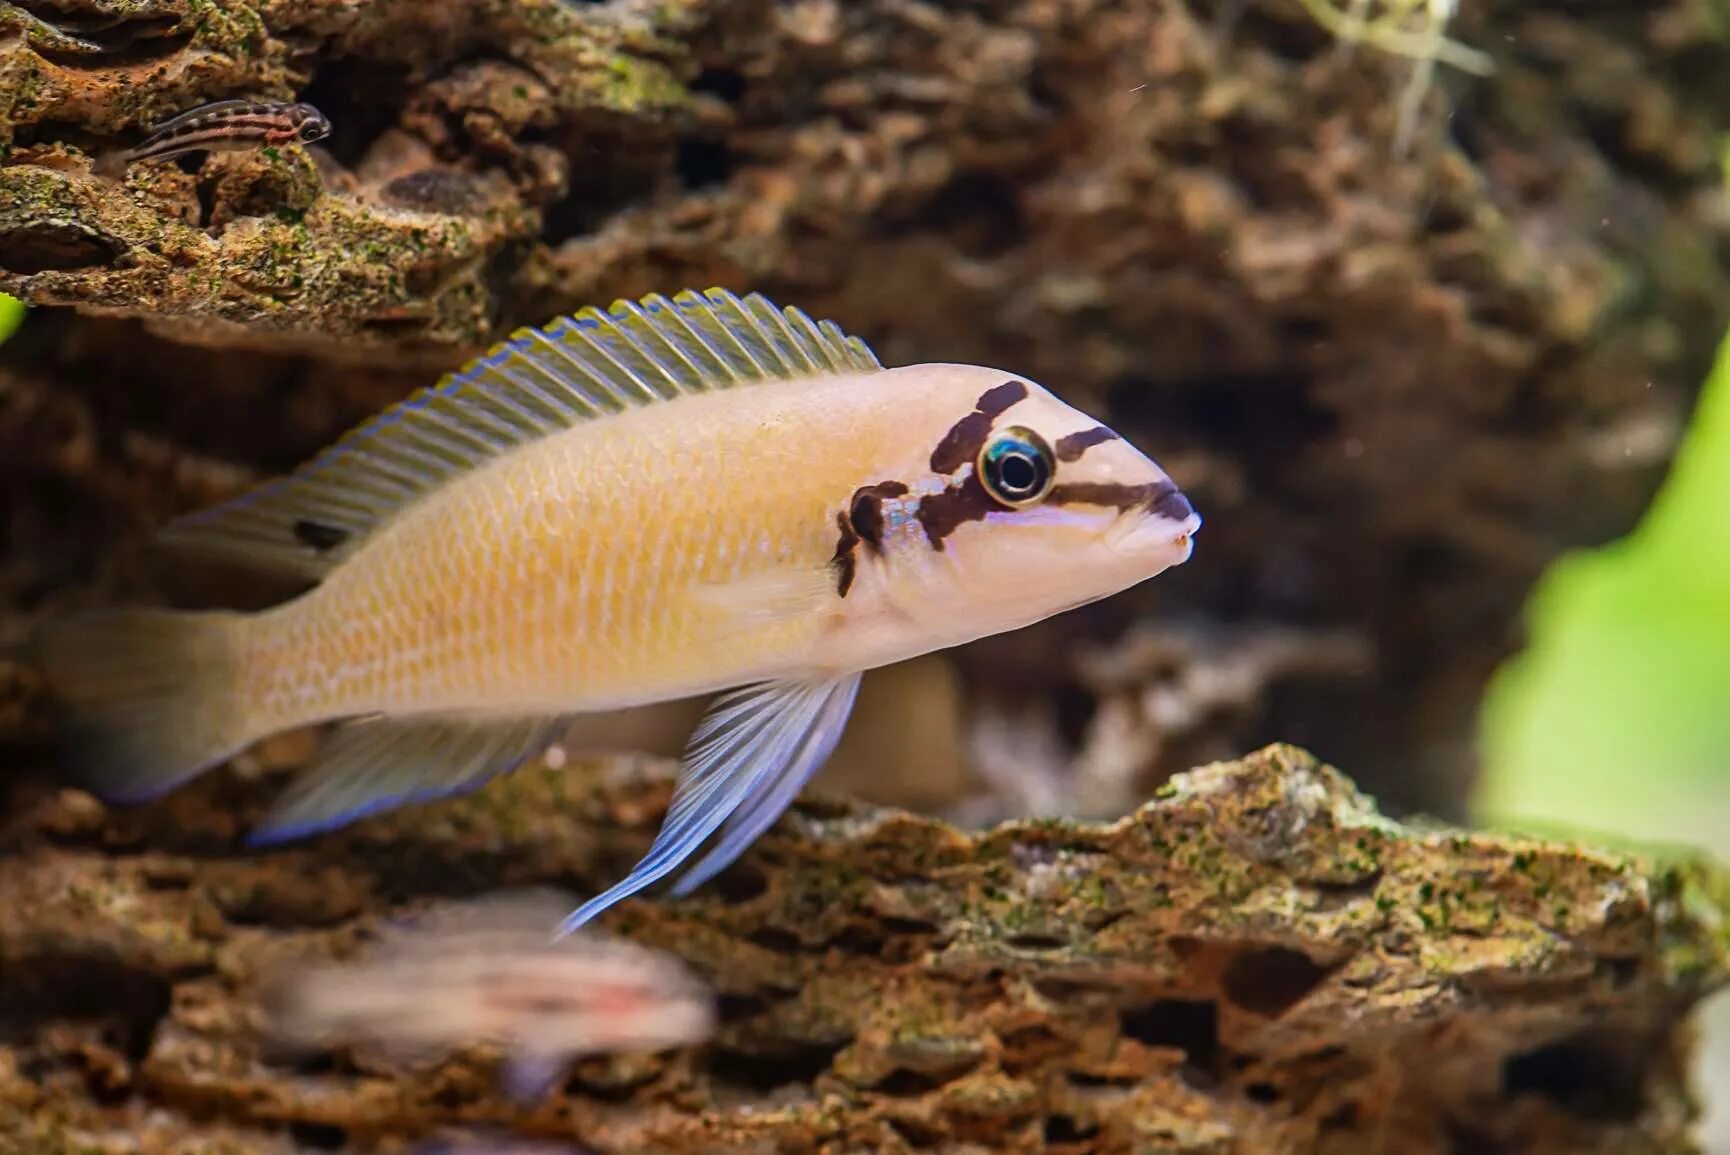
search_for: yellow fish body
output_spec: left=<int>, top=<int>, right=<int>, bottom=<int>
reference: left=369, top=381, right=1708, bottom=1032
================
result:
left=33, top=289, right=1200, bottom=933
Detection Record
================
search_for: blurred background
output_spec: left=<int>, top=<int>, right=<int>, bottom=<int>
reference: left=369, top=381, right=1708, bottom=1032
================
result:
left=1477, top=323, right=1730, bottom=1148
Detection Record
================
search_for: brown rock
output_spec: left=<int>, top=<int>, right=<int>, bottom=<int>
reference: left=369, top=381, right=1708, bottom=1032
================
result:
left=0, top=744, right=1723, bottom=1153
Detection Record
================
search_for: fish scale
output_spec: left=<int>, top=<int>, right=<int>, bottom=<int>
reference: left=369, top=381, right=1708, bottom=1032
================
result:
left=32, top=288, right=1201, bottom=930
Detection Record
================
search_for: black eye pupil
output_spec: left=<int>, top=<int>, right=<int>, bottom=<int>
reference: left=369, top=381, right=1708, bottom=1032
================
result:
left=999, top=453, right=1036, bottom=493
left=980, top=427, right=1054, bottom=506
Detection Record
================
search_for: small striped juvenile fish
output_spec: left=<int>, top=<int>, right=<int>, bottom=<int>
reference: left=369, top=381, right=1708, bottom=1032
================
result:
left=32, top=289, right=1201, bottom=935
left=95, top=99, right=330, bottom=175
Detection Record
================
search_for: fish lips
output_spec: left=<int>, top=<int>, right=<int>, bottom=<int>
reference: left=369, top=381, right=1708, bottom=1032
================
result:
left=1104, top=493, right=1201, bottom=566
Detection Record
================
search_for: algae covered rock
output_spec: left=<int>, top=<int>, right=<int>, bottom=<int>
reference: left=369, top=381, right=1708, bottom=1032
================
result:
left=0, top=743, right=1724, bottom=1153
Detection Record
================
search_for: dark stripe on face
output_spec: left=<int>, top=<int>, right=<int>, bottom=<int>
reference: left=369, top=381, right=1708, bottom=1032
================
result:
left=1048, top=479, right=1193, bottom=522
left=830, top=511, right=859, bottom=597
left=916, top=473, right=998, bottom=551
left=831, top=480, right=911, bottom=595
left=1053, top=425, right=1119, bottom=462
left=848, top=481, right=908, bottom=554
left=928, top=380, right=1027, bottom=474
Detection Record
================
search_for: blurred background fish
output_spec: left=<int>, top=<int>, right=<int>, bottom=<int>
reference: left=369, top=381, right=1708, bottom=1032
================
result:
left=403, top=1133, right=591, bottom=1155
left=262, top=888, right=715, bottom=1101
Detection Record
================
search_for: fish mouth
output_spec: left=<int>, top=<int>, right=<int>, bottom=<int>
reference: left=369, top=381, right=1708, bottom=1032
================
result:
left=1104, top=484, right=1201, bottom=561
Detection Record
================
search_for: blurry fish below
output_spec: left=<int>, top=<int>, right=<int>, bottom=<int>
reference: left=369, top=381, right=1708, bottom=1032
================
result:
left=263, top=888, right=715, bottom=1101
left=404, top=1134, right=591, bottom=1155
left=31, top=287, right=1201, bottom=936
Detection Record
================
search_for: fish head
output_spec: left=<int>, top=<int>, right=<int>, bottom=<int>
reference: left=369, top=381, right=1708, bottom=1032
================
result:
left=291, top=103, right=333, bottom=144
left=863, top=364, right=1199, bottom=640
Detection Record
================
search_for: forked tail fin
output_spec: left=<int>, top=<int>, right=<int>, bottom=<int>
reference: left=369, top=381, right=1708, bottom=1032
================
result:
left=31, top=607, right=253, bottom=804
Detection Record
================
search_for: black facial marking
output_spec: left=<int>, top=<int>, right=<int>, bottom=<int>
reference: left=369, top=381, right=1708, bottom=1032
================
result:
left=928, top=380, right=1027, bottom=474
left=848, top=480, right=908, bottom=554
left=1151, top=484, right=1195, bottom=523
left=830, top=511, right=859, bottom=597
left=293, top=519, right=350, bottom=553
left=1048, top=478, right=1192, bottom=519
left=831, top=481, right=912, bottom=594
left=915, top=472, right=996, bottom=551
left=1053, top=425, right=1119, bottom=462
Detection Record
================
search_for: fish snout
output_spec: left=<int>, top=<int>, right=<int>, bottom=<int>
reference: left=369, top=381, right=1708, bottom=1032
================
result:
left=1105, top=480, right=1201, bottom=563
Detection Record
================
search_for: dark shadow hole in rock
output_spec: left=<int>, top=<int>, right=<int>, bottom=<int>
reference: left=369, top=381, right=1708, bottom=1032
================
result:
left=14, top=117, right=107, bottom=157
left=1220, top=945, right=1332, bottom=1017
left=1602, top=956, right=1641, bottom=987
left=1034, top=976, right=1119, bottom=1004
left=193, top=171, right=221, bottom=231
left=999, top=1024, right=1064, bottom=1074
left=0, top=223, right=121, bottom=274
left=1005, top=932, right=1069, bottom=951
left=1306, top=872, right=1384, bottom=901
left=1038, top=1113, right=1093, bottom=1141
left=1245, top=1080, right=1280, bottom=1104
left=299, top=59, right=416, bottom=170
left=877, top=1067, right=946, bottom=1096
left=1321, top=1101, right=1359, bottom=1130
left=746, top=926, right=803, bottom=953
left=827, top=924, right=889, bottom=956
left=1044, top=1115, right=1101, bottom=1143
left=921, top=172, right=1024, bottom=260
left=1119, top=999, right=1219, bottom=1075
left=1067, top=1069, right=1137, bottom=1088
left=881, top=915, right=941, bottom=936
left=715, top=993, right=770, bottom=1026
left=1502, top=1029, right=1648, bottom=1122
left=0, top=951, right=171, bottom=1061
left=359, top=315, right=432, bottom=340
left=674, top=136, right=734, bottom=190
left=288, top=1123, right=348, bottom=1150
left=707, top=860, right=769, bottom=904
left=886, top=1117, right=944, bottom=1149
left=691, top=67, right=747, bottom=104
left=706, top=1040, right=846, bottom=1093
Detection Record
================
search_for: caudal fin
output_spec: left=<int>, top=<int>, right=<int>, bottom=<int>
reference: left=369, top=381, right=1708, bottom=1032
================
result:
left=31, top=608, right=252, bottom=804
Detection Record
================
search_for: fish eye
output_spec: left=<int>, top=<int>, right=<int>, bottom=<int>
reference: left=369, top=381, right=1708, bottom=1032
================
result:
left=978, top=425, right=1055, bottom=508
left=299, top=120, right=326, bottom=141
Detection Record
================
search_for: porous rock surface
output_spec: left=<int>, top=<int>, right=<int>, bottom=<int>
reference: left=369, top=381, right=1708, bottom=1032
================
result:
left=4, top=0, right=1730, bottom=819
left=0, top=744, right=1725, bottom=1154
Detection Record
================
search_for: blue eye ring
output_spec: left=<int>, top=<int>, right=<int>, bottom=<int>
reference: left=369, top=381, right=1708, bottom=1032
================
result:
left=979, top=425, right=1055, bottom=508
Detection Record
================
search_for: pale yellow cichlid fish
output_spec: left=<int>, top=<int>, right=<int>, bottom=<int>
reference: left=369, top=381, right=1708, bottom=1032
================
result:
left=32, top=288, right=1201, bottom=935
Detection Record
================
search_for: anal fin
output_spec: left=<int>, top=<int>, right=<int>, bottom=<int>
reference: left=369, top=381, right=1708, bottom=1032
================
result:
left=554, top=673, right=861, bottom=936
left=247, top=713, right=570, bottom=846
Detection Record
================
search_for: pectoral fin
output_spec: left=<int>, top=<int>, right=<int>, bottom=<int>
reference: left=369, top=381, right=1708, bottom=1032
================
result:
left=554, top=673, right=862, bottom=936
left=686, top=565, right=838, bottom=624
left=247, top=713, right=571, bottom=846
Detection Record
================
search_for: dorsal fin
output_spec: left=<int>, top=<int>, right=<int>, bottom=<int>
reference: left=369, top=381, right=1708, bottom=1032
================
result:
left=156, top=288, right=883, bottom=580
